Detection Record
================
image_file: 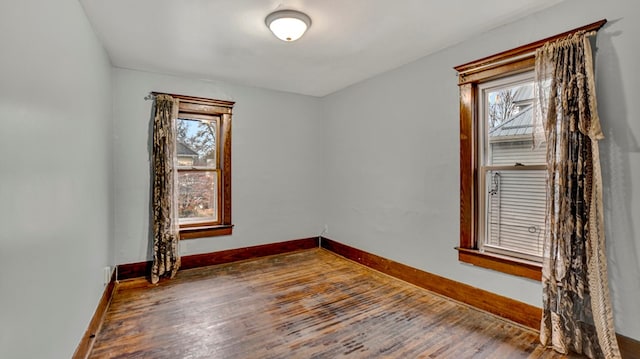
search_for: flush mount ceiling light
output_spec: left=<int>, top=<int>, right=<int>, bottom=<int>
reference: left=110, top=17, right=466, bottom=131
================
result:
left=265, top=9, right=311, bottom=42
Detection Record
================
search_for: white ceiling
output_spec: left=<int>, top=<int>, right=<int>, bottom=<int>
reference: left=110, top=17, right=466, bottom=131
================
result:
left=80, top=0, right=563, bottom=97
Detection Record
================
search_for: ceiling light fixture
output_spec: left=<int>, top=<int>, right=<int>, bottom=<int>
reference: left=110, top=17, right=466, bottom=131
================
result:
left=265, top=10, right=311, bottom=42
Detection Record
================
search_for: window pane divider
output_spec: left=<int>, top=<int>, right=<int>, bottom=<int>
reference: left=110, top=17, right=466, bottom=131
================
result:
left=482, top=164, right=546, bottom=171
left=176, top=166, right=218, bottom=171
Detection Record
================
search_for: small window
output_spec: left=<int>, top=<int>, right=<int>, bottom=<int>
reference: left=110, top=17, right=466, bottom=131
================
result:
left=177, top=116, right=220, bottom=224
left=172, top=95, right=234, bottom=239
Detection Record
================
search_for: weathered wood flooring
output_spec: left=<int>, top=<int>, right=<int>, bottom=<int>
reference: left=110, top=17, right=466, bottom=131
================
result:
left=90, top=249, right=582, bottom=358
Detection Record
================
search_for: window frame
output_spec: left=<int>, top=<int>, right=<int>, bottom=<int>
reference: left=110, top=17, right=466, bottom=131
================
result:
left=476, top=73, right=547, bottom=263
left=176, top=114, right=221, bottom=227
left=453, top=19, right=606, bottom=281
left=158, top=93, right=234, bottom=239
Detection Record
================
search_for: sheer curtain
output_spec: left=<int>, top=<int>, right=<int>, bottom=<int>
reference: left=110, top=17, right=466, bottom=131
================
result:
left=534, top=32, right=620, bottom=358
left=150, top=94, right=181, bottom=284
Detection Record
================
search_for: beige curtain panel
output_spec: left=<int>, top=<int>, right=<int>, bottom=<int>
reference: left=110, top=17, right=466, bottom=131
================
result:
left=535, top=32, right=620, bottom=358
left=150, top=94, right=181, bottom=284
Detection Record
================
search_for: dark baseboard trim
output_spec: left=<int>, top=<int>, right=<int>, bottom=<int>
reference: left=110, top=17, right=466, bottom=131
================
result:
left=117, top=237, right=320, bottom=280
left=179, top=237, right=319, bottom=270
left=321, top=237, right=542, bottom=328
left=116, top=259, right=150, bottom=281
left=320, top=237, right=640, bottom=358
left=72, top=270, right=116, bottom=359
left=618, top=334, right=640, bottom=359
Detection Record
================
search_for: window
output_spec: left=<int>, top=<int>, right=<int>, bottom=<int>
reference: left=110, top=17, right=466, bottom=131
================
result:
left=170, top=94, right=234, bottom=239
left=478, top=73, right=546, bottom=263
left=455, top=51, right=542, bottom=280
left=454, top=20, right=606, bottom=280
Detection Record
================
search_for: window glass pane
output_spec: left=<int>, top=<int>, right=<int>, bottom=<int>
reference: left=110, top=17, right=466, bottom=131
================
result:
left=176, top=118, right=217, bottom=168
left=485, top=80, right=545, bottom=166
left=178, top=171, right=218, bottom=223
left=484, top=169, right=545, bottom=260
left=480, top=74, right=546, bottom=262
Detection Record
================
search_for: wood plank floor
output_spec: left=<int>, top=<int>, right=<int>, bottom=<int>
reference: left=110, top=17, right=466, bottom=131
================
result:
left=90, top=249, right=583, bottom=358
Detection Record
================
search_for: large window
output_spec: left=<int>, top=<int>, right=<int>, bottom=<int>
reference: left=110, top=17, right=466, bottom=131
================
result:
left=455, top=51, right=542, bottom=280
left=478, top=72, right=546, bottom=263
left=454, top=20, right=606, bottom=280
left=171, top=94, right=233, bottom=239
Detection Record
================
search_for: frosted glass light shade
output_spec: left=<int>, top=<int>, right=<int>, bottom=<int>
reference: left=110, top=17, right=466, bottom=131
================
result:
left=265, top=10, right=311, bottom=42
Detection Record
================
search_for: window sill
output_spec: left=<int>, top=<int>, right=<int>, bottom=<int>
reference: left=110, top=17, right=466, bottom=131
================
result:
left=455, top=247, right=541, bottom=281
left=179, top=224, right=233, bottom=240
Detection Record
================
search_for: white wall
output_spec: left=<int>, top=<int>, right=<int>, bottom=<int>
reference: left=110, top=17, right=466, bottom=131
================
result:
left=0, top=0, right=114, bottom=358
left=112, top=69, right=324, bottom=264
left=322, top=0, right=640, bottom=340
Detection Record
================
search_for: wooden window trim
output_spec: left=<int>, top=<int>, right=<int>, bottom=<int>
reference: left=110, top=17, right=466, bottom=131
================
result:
left=454, top=19, right=606, bottom=280
left=179, top=224, right=234, bottom=240
left=456, top=247, right=542, bottom=281
left=153, top=92, right=234, bottom=239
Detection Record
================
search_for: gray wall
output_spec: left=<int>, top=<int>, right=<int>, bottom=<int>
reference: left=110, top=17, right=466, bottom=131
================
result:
left=322, top=0, right=640, bottom=340
left=0, top=0, right=114, bottom=358
left=112, top=69, right=324, bottom=264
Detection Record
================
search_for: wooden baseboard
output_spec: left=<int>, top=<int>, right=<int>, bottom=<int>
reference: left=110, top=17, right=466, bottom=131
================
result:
left=320, top=237, right=640, bottom=358
left=618, top=334, right=640, bottom=359
left=116, top=259, right=150, bottom=281
left=72, top=270, right=116, bottom=359
left=117, top=237, right=320, bottom=280
left=321, top=237, right=542, bottom=328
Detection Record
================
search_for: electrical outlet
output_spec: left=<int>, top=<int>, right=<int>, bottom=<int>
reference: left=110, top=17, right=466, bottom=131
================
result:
left=323, top=224, right=329, bottom=234
left=103, top=266, right=112, bottom=285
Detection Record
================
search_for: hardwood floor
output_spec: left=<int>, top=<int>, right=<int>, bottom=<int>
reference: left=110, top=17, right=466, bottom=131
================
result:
left=90, top=249, right=582, bottom=358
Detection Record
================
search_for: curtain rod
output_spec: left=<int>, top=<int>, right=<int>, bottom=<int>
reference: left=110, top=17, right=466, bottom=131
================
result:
left=144, top=92, right=180, bottom=101
left=144, top=92, right=236, bottom=107
left=145, top=91, right=213, bottom=101
left=144, top=92, right=177, bottom=100
left=454, top=19, right=607, bottom=74
left=455, top=29, right=599, bottom=77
